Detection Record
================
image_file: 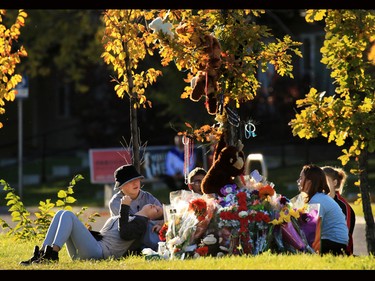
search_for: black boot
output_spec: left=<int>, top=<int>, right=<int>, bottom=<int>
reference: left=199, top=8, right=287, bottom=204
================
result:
left=19, top=245, right=42, bottom=266
left=32, top=245, right=59, bottom=264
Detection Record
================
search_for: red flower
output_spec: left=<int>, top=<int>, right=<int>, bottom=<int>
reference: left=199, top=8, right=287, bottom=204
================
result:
left=189, top=198, right=208, bottom=221
left=258, top=185, right=275, bottom=199
left=158, top=222, right=168, bottom=241
left=195, top=246, right=209, bottom=256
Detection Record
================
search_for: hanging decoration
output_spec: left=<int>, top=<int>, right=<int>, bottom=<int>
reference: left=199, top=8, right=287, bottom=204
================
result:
left=183, top=135, right=194, bottom=184
left=244, top=121, right=257, bottom=139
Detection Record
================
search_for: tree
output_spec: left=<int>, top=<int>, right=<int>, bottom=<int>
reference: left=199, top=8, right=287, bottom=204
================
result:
left=0, top=9, right=28, bottom=129
left=101, top=10, right=163, bottom=170
left=145, top=9, right=302, bottom=146
left=289, top=9, right=375, bottom=254
left=101, top=9, right=302, bottom=173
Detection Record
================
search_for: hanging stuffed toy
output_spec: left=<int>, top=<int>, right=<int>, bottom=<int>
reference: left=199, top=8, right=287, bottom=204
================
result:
left=190, top=34, right=222, bottom=115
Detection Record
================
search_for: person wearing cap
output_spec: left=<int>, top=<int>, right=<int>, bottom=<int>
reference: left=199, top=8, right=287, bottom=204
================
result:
left=108, top=164, right=164, bottom=253
left=19, top=193, right=163, bottom=265
left=187, top=167, right=207, bottom=195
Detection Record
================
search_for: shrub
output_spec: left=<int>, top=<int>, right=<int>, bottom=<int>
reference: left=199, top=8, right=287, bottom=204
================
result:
left=0, top=175, right=100, bottom=240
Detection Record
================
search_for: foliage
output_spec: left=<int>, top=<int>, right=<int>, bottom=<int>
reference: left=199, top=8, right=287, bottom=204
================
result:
left=17, top=10, right=105, bottom=94
left=289, top=9, right=375, bottom=254
left=150, top=9, right=302, bottom=142
left=101, top=10, right=163, bottom=109
left=101, top=9, right=302, bottom=146
left=0, top=9, right=28, bottom=129
left=0, top=175, right=100, bottom=241
left=290, top=9, right=375, bottom=166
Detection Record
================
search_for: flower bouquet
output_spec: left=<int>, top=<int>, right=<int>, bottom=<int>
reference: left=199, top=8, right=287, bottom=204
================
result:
left=160, top=190, right=219, bottom=259
left=144, top=170, right=321, bottom=260
left=216, top=181, right=274, bottom=255
left=269, top=197, right=316, bottom=254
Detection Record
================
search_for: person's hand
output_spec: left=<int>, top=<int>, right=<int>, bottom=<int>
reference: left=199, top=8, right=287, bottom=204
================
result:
left=152, top=224, right=162, bottom=233
left=121, top=195, right=132, bottom=206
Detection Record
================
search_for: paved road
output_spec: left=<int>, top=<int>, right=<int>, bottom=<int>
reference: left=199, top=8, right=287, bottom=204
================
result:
left=0, top=206, right=369, bottom=256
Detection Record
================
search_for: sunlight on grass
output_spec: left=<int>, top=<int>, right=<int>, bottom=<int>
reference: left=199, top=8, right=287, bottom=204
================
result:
left=1, top=235, right=374, bottom=270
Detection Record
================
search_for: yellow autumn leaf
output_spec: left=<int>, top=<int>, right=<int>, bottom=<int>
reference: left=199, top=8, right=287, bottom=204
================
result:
left=57, top=190, right=67, bottom=198
left=65, top=196, right=77, bottom=204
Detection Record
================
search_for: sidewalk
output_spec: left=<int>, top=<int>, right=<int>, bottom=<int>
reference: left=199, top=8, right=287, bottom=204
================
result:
left=0, top=206, right=369, bottom=256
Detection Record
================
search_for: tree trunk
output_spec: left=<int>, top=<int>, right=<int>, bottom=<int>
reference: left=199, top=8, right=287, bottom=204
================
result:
left=130, top=102, right=140, bottom=171
left=358, top=149, right=375, bottom=254
left=223, top=108, right=239, bottom=146
left=124, top=42, right=141, bottom=172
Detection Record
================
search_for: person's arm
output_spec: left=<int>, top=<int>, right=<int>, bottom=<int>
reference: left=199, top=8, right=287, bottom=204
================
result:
left=118, top=204, right=148, bottom=240
left=108, top=192, right=121, bottom=216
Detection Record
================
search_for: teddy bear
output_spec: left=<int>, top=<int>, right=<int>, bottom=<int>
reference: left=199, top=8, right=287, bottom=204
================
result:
left=201, top=134, right=245, bottom=196
left=189, top=34, right=222, bottom=115
left=149, top=17, right=174, bottom=39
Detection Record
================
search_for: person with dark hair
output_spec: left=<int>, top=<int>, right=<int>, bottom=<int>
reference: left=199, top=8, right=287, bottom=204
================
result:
left=297, top=164, right=349, bottom=256
left=322, top=166, right=356, bottom=255
left=108, top=164, right=164, bottom=252
left=19, top=194, right=163, bottom=265
left=187, top=167, right=207, bottom=195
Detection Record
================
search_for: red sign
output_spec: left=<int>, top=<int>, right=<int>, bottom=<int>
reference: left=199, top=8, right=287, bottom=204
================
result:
left=89, top=148, right=132, bottom=184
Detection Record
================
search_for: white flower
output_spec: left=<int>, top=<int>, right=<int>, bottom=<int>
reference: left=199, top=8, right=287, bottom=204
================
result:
left=238, top=211, right=248, bottom=218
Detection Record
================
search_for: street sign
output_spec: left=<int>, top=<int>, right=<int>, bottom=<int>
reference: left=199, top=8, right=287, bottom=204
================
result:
left=89, top=148, right=132, bottom=184
left=15, top=75, right=29, bottom=98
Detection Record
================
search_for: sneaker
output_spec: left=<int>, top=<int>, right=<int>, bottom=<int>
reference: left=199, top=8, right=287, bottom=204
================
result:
left=32, top=245, right=59, bottom=264
left=19, top=245, right=42, bottom=266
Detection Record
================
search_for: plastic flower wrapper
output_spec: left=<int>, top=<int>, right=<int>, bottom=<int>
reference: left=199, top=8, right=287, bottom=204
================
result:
left=189, top=194, right=219, bottom=241
left=298, top=203, right=320, bottom=247
left=163, top=190, right=212, bottom=259
left=281, top=219, right=305, bottom=251
left=243, top=169, right=276, bottom=192
left=165, top=207, right=198, bottom=258
left=269, top=197, right=314, bottom=254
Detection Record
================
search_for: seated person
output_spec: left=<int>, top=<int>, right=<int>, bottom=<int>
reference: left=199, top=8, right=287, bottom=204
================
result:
left=108, top=164, right=164, bottom=253
left=187, top=167, right=207, bottom=195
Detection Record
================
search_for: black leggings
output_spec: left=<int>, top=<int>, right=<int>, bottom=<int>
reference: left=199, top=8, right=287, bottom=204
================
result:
left=320, top=239, right=347, bottom=256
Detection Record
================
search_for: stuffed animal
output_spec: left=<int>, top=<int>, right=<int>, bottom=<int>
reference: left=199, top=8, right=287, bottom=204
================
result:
left=194, top=233, right=224, bottom=257
left=149, top=17, right=174, bottom=39
left=201, top=136, right=245, bottom=196
left=190, top=34, right=222, bottom=115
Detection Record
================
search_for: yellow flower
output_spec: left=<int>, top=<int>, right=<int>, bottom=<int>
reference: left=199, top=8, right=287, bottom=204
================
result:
left=270, top=206, right=301, bottom=225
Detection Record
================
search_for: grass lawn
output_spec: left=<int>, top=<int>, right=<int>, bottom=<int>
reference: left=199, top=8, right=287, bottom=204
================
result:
left=1, top=234, right=374, bottom=270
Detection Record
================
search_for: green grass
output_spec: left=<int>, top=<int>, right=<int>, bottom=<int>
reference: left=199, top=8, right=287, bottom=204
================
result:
left=1, top=235, right=374, bottom=270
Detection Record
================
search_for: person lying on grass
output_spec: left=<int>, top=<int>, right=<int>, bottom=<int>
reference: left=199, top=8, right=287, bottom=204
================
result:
left=19, top=194, right=163, bottom=265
